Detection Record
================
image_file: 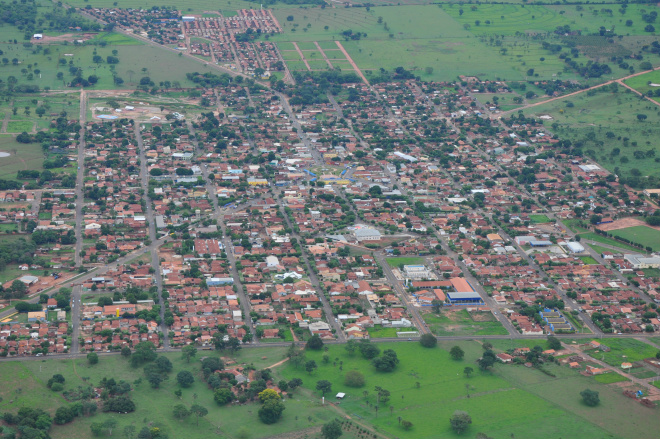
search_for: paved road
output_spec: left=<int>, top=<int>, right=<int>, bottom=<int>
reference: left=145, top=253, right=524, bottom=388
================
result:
left=70, top=285, right=82, bottom=354
left=186, top=121, right=257, bottom=343
left=373, top=252, right=430, bottom=335
left=74, top=89, right=87, bottom=266
left=134, top=123, right=169, bottom=349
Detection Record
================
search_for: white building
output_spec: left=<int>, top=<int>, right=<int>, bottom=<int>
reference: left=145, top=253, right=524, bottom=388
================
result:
left=624, top=254, right=660, bottom=269
left=355, top=228, right=382, bottom=241
left=403, top=265, right=430, bottom=279
left=266, top=256, right=279, bottom=268
left=566, top=242, right=585, bottom=254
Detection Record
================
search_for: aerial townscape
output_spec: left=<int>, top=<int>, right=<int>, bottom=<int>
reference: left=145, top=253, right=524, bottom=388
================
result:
left=2, top=0, right=660, bottom=438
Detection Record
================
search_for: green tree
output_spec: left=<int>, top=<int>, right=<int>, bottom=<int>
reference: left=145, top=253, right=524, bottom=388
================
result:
left=104, top=418, right=118, bottom=436
left=173, top=404, right=190, bottom=421
left=54, top=406, right=74, bottom=425
left=258, top=399, right=286, bottom=424
left=581, top=389, right=600, bottom=406
left=305, top=360, right=318, bottom=375
left=190, top=404, right=208, bottom=426
left=214, top=387, right=235, bottom=405
left=181, top=345, right=197, bottom=363
left=547, top=336, right=562, bottom=350
left=306, top=334, right=324, bottom=350
left=316, top=380, right=332, bottom=396
left=344, top=370, right=365, bottom=388
left=450, top=410, right=472, bottom=434
left=344, top=339, right=358, bottom=356
left=450, top=346, right=465, bottom=361
left=176, top=371, right=194, bottom=388
left=419, top=333, right=437, bottom=348
left=463, top=366, right=474, bottom=378
left=87, top=352, right=99, bottom=365
left=321, top=419, right=343, bottom=439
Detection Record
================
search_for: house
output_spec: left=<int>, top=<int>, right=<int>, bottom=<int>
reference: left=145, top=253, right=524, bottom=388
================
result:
left=496, top=353, right=513, bottom=363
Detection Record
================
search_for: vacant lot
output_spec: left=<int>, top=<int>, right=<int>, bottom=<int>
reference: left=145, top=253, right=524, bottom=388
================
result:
left=423, top=309, right=508, bottom=336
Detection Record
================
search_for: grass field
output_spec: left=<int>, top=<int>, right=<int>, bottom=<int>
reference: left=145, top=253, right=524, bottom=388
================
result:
left=385, top=256, right=425, bottom=267
left=526, top=87, right=660, bottom=182
left=579, top=256, right=599, bottom=265
left=588, top=338, right=659, bottom=367
left=0, top=136, right=45, bottom=180
left=366, top=326, right=414, bottom=338
left=423, top=310, right=509, bottom=336
left=10, top=347, right=347, bottom=439
left=579, top=232, right=642, bottom=252
left=529, top=214, right=551, bottom=223
left=611, top=226, right=660, bottom=251
left=275, top=341, right=649, bottom=439
left=594, top=372, right=629, bottom=384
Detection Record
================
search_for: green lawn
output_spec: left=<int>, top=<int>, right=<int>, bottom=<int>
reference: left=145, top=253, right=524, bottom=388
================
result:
left=423, top=310, right=509, bottom=336
left=562, top=219, right=591, bottom=234
left=611, top=226, right=660, bottom=252
left=385, top=257, right=425, bottom=268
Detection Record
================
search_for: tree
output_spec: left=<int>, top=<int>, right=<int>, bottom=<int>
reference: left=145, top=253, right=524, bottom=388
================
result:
left=401, top=420, right=413, bottom=430
left=181, top=345, right=197, bottom=363
left=431, top=299, right=443, bottom=313
left=581, top=389, right=600, bottom=407
left=359, top=341, right=380, bottom=359
left=91, top=423, right=104, bottom=436
left=10, top=280, right=27, bottom=297
left=173, top=404, right=190, bottom=421
left=146, top=373, right=162, bottom=389
left=190, top=404, right=208, bottom=426
left=344, top=370, right=365, bottom=387
left=316, top=380, right=332, bottom=396
left=288, top=378, right=303, bottom=392
left=123, top=425, right=136, bottom=439
left=344, top=339, right=358, bottom=356
left=121, top=346, right=132, bottom=358
left=104, top=418, right=118, bottom=435
left=464, top=366, right=474, bottom=378
left=258, top=399, right=286, bottom=424
left=321, top=419, right=343, bottom=439
left=450, top=346, right=465, bottom=361
left=87, top=352, right=99, bottom=365
left=305, top=360, right=318, bottom=375
left=373, top=349, right=399, bottom=372
left=547, top=336, right=562, bottom=350
left=214, top=387, right=235, bottom=405
left=258, top=389, right=281, bottom=403
left=54, top=406, right=74, bottom=425
left=306, top=334, right=324, bottom=350
left=450, top=410, right=472, bottom=434
left=177, top=371, right=195, bottom=388
left=478, top=351, right=496, bottom=371
left=419, top=333, right=437, bottom=348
